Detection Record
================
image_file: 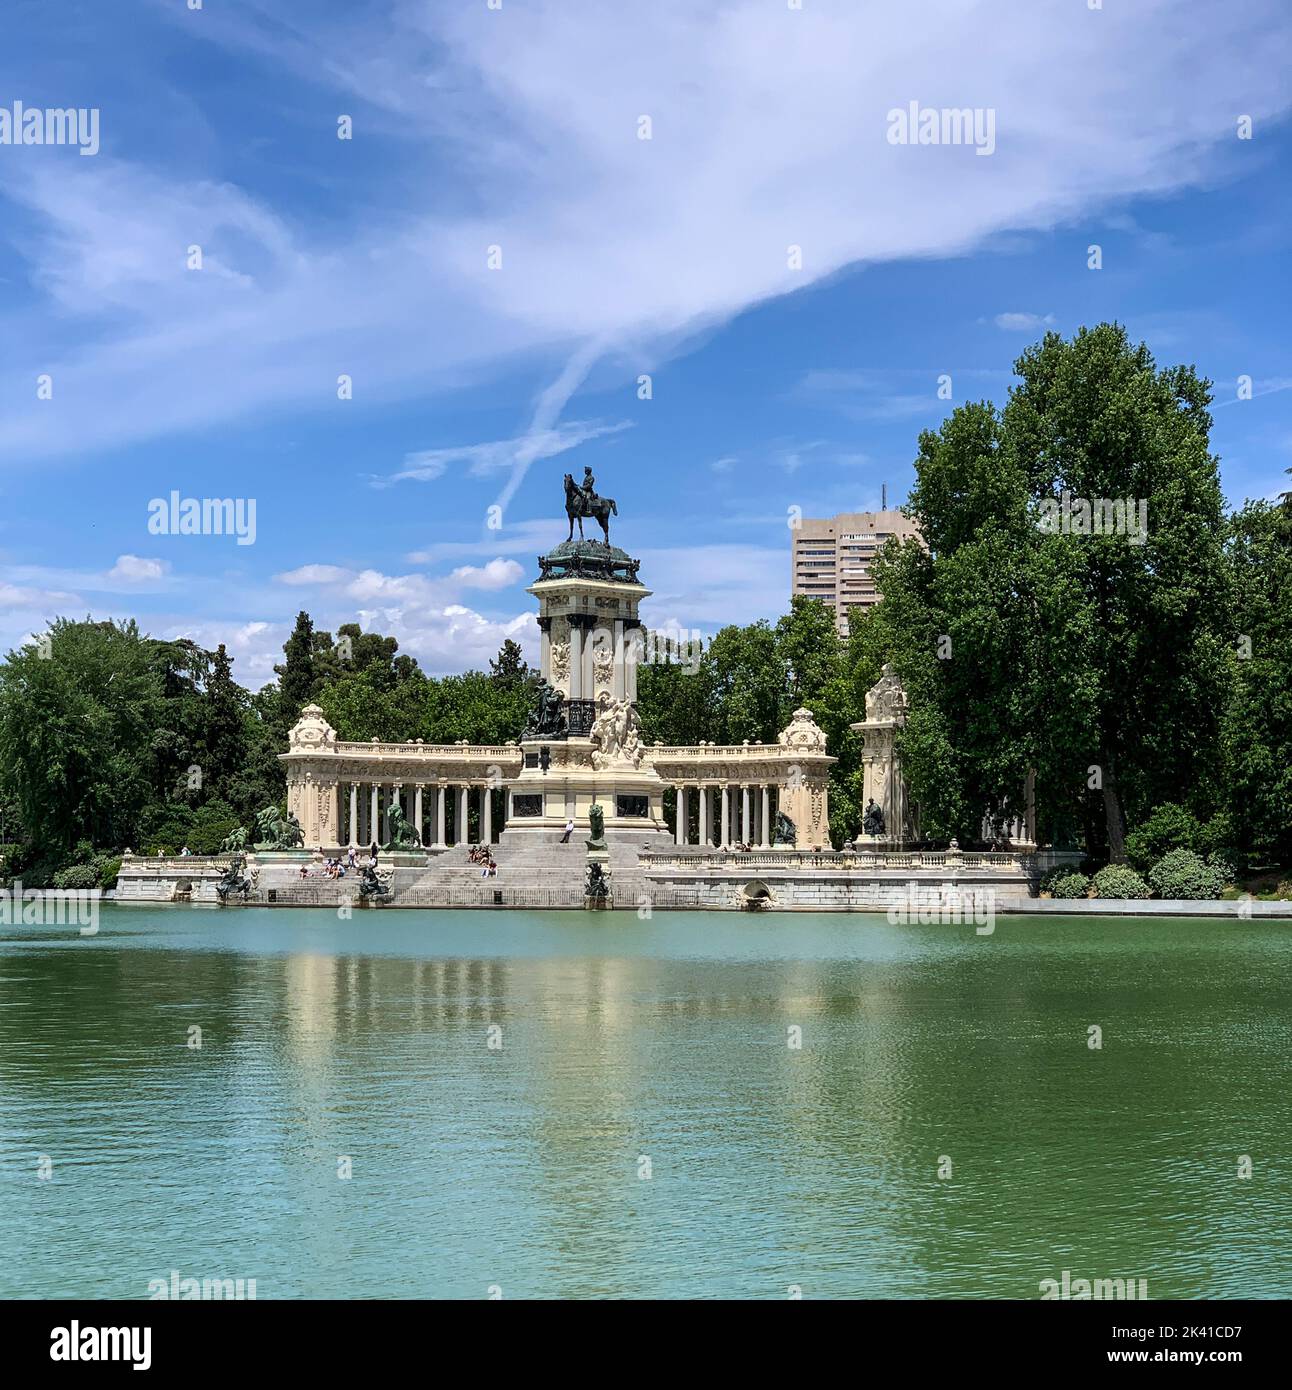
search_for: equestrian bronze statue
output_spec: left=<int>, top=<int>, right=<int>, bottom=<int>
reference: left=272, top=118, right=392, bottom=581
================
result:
left=563, top=467, right=617, bottom=545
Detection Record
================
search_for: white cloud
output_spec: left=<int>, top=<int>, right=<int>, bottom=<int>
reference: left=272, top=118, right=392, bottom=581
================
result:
left=377, top=420, right=631, bottom=488
left=2, top=0, right=1287, bottom=463
left=107, top=554, right=169, bottom=583
left=276, top=564, right=354, bottom=587
left=994, top=312, right=1057, bottom=332
left=266, top=554, right=537, bottom=673
left=638, top=543, right=790, bottom=629
left=449, top=558, right=525, bottom=590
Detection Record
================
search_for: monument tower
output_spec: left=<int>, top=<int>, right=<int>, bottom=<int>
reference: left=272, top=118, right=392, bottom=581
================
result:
left=501, top=469, right=671, bottom=843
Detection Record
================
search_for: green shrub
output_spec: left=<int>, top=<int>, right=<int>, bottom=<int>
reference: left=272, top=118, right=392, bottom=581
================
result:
left=95, top=855, right=122, bottom=891
left=51, top=863, right=100, bottom=891
left=1148, top=849, right=1227, bottom=900
left=1050, top=871, right=1090, bottom=899
left=1091, top=864, right=1151, bottom=899
left=1124, top=803, right=1201, bottom=873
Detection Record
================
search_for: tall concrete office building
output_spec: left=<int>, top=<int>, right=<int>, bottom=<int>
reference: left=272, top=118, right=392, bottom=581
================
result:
left=791, top=509, right=921, bottom=636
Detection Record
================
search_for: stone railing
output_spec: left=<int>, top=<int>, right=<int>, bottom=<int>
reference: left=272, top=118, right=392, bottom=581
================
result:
left=332, top=741, right=521, bottom=760
left=118, top=854, right=232, bottom=874
left=652, top=743, right=776, bottom=758
left=640, top=848, right=1028, bottom=872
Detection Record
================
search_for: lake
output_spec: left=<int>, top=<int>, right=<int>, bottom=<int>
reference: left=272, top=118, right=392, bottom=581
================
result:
left=1, top=906, right=1288, bottom=1299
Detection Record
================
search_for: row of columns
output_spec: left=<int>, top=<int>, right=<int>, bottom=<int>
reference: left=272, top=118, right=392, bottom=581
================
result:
left=340, top=782, right=497, bottom=850
left=672, top=784, right=777, bottom=850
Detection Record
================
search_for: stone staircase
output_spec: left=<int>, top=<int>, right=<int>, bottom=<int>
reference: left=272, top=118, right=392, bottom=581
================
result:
left=396, top=832, right=662, bottom=908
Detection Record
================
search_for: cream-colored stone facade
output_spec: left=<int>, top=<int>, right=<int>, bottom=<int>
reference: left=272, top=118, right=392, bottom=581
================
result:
left=281, top=706, right=834, bottom=852
left=281, top=541, right=835, bottom=851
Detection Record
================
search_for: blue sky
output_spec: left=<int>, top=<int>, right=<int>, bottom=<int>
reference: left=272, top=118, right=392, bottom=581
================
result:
left=1, top=0, right=1289, bottom=686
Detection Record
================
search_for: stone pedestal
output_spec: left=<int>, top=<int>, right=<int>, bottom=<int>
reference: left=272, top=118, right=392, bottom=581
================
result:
left=850, top=663, right=917, bottom=847
left=506, top=540, right=671, bottom=845
left=774, top=707, right=833, bottom=848
left=584, top=845, right=613, bottom=910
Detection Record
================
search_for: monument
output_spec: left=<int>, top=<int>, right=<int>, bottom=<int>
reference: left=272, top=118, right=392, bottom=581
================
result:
left=271, top=470, right=836, bottom=892
left=502, top=471, right=672, bottom=846
left=851, top=663, right=916, bottom=847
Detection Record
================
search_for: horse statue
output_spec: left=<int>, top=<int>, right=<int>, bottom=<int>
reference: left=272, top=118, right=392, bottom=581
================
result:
left=564, top=472, right=617, bottom=545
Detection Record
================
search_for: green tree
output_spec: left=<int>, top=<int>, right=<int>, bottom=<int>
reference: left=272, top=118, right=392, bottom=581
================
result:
left=490, top=638, right=532, bottom=690
left=202, top=643, right=247, bottom=796
left=1222, top=500, right=1292, bottom=864
left=875, top=324, right=1234, bottom=857
left=275, top=611, right=319, bottom=728
left=0, top=619, right=167, bottom=860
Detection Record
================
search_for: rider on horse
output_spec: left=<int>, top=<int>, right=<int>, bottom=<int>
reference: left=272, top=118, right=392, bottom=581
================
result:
left=564, top=469, right=617, bottom=544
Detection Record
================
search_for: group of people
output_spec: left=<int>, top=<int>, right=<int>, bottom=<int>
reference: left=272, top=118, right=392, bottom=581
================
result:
left=468, top=844, right=498, bottom=878
left=298, top=846, right=364, bottom=880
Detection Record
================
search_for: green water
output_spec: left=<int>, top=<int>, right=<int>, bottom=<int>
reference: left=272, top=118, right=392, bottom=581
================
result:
left=0, top=906, right=1288, bottom=1299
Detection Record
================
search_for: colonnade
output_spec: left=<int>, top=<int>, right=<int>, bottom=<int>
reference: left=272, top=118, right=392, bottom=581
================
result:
left=337, top=781, right=498, bottom=850
left=670, top=783, right=779, bottom=850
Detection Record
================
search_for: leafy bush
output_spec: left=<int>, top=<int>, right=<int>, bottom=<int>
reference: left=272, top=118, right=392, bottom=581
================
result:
left=1124, top=803, right=1201, bottom=873
left=51, top=863, right=100, bottom=890
left=96, top=855, right=123, bottom=891
left=1148, top=849, right=1228, bottom=900
left=1091, top=864, right=1151, bottom=899
left=50, top=853, right=121, bottom=892
left=1049, top=871, right=1090, bottom=899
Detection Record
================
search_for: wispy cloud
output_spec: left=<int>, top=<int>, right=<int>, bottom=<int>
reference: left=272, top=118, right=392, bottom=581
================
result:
left=375, top=419, right=631, bottom=489
left=993, top=312, right=1056, bottom=332
left=3, top=0, right=1287, bottom=466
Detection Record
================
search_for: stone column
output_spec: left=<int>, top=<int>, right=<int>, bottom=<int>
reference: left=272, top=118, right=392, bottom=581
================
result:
left=481, top=785, right=493, bottom=844
left=582, top=623, right=595, bottom=703
left=348, top=783, right=358, bottom=848
left=699, top=785, right=710, bottom=846
left=568, top=622, right=583, bottom=701
left=435, top=784, right=447, bottom=850
left=414, top=785, right=424, bottom=844
left=719, top=785, right=730, bottom=849
left=741, top=786, right=751, bottom=845
left=761, top=785, right=771, bottom=849
left=613, top=626, right=626, bottom=702
left=675, top=786, right=687, bottom=846
left=457, top=785, right=470, bottom=844
left=369, top=784, right=379, bottom=849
